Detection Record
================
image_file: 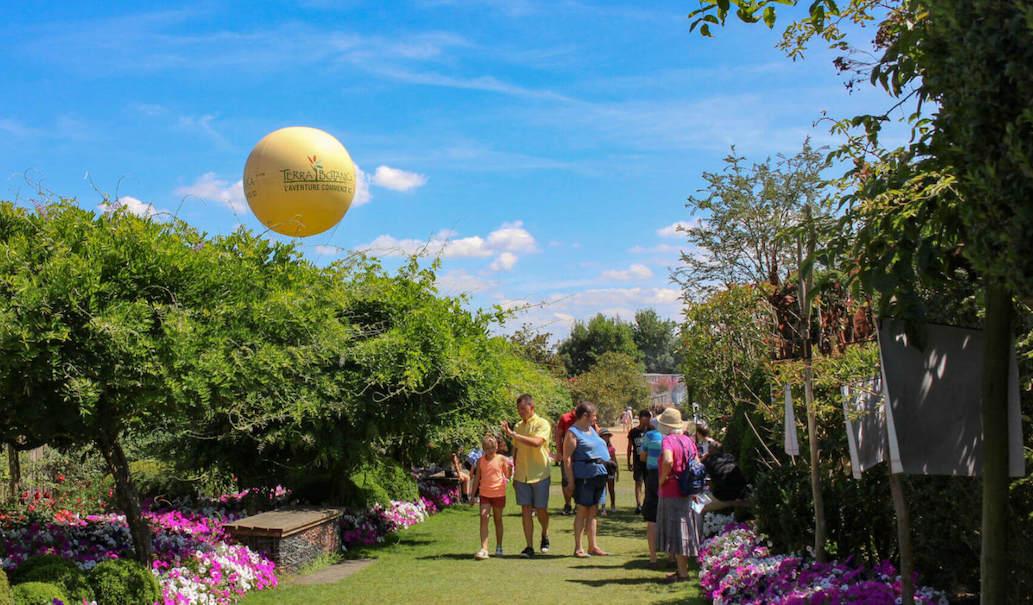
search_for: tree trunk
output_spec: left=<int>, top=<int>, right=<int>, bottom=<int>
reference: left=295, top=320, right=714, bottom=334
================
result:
left=980, top=281, right=1012, bottom=604
left=798, top=207, right=827, bottom=563
left=888, top=471, right=914, bottom=604
left=802, top=361, right=827, bottom=562
left=6, top=443, right=20, bottom=504
left=97, top=435, right=153, bottom=564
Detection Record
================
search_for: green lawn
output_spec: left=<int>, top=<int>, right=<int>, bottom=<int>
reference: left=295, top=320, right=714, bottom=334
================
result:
left=242, top=467, right=704, bottom=605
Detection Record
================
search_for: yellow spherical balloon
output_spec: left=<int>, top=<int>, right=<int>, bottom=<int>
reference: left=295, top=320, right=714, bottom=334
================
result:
left=243, top=126, right=356, bottom=237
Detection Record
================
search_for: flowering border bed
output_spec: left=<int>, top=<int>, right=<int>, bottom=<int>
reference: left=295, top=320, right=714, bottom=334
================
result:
left=339, top=480, right=460, bottom=549
left=1, top=508, right=277, bottom=605
left=1, top=482, right=460, bottom=604
left=698, top=522, right=948, bottom=605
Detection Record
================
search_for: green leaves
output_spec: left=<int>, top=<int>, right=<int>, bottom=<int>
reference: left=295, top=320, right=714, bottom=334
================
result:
left=569, top=352, right=649, bottom=424
left=558, top=313, right=641, bottom=376
left=0, top=201, right=562, bottom=506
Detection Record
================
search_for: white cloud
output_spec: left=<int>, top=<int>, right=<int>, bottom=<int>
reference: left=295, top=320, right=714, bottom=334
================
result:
left=629, top=243, right=681, bottom=254
left=554, top=312, right=576, bottom=327
left=314, top=245, right=341, bottom=256
left=353, top=166, right=372, bottom=206
left=358, top=221, right=537, bottom=264
left=175, top=173, right=247, bottom=213
left=486, top=221, right=537, bottom=253
left=372, top=165, right=427, bottom=191
left=437, top=270, right=493, bottom=295
left=497, top=298, right=531, bottom=310
left=359, top=233, right=492, bottom=258
left=601, top=263, right=653, bottom=281
left=489, top=252, right=518, bottom=271
left=494, top=287, right=684, bottom=338
left=98, top=195, right=162, bottom=218
left=553, top=287, right=682, bottom=308
left=657, top=220, right=698, bottom=238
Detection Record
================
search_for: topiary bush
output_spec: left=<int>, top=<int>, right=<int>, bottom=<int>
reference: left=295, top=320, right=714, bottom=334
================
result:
left=8, top=555, right=75, bottom=585
left=16, top=560, right=94, bottom=603
left=0, top=569, right=12, bottom=605
left=10, top=582, right=67, bottom=605
left=88, top=559, right=161, bottom=605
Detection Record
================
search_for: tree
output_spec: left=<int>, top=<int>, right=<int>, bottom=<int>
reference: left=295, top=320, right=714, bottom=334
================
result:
left=631, top=309, right=683, bottom=374
left=508, top=323, right=566, bottom=376
left=568, top=352, right=650, bottom=424
left=0, top=201, right=216, bottom=562
left=689, top=0, right=1033, bottom=599
left=557, top=314, right=641, bottom=376
left=674, top=142, right=829, bottom=295
left=674, top=140, right=836, bottom=561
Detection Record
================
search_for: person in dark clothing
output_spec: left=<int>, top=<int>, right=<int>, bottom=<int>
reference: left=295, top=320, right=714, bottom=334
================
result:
left=704, top=452, right=749, bottom=504
left=626, top=409, right=651, bottom=514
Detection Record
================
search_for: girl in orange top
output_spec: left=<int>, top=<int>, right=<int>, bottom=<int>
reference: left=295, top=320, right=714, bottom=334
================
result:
left=470, top=435, right=513, bottom=560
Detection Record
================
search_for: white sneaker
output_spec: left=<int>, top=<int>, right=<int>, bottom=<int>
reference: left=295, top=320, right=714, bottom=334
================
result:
left=495, top=545, right=504, bottom=557
left=474, top=549, right=489, bottom=560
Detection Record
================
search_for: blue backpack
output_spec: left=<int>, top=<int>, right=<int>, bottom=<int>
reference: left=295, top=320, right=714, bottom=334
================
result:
left=677, top=438, right=707, bottom=496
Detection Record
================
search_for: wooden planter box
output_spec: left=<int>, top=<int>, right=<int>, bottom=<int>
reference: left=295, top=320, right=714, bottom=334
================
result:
left=224, top=508, right=343, bottom=573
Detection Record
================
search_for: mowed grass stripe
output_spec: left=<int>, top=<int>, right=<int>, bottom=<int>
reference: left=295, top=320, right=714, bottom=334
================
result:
left=243, top=466, right=703, bottom=605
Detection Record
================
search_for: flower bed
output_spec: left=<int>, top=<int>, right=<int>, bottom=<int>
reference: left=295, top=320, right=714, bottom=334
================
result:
left=698, top=522, right=948, bottom=604
left=1, top=507, right=276, bottom=604
left=339, top=481, right=460, bottom=549
left=1, top=481, right=459, bottom=603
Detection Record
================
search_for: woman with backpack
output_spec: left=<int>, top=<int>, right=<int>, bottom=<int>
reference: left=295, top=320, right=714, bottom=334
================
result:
left=655, top=407, right=702, bottom=583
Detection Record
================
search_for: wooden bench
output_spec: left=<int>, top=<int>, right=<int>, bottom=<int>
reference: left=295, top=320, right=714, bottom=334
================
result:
left=224, top=508, right=343, bottom=573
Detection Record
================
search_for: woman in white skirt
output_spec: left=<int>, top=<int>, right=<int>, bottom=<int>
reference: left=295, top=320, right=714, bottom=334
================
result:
left=654, top=407, right=701, bottom=583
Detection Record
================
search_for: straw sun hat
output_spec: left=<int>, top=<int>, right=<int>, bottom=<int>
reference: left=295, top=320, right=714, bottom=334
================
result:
left=656, top=408, right=696, bottom=436
left=656, top=408, right=684, bottom=435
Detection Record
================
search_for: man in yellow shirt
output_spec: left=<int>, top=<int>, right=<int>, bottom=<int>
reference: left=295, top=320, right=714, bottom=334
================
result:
left=502, top=393, right=552, bottom=558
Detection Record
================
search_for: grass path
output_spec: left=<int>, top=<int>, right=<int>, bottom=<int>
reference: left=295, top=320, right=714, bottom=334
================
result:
left=242, top=463, right=704, bottom=605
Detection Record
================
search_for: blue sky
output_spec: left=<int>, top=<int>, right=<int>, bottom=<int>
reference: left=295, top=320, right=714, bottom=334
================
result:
left=0, top=1, right=889, bottom=341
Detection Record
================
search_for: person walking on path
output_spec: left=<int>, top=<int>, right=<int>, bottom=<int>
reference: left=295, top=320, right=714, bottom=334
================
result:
left=555, top=407, right=577, bottom=515
left=501, top=393, right=552, bottom=558
left=600, top=428, right=618, bottom=516
left=620, top=407, right=633, bottom=433
left=562, top=401, right=611, bottom=558
left=639, top=416, right=664, bottom=567
left=470, top=435, right=513, bottom=560
left=626, top=409, right=651, bottom=514
left=655, top=407, right=701, bottom=582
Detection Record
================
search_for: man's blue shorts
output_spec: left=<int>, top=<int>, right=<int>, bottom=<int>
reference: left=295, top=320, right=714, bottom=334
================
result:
left=513, top=477, right=551, bottom=509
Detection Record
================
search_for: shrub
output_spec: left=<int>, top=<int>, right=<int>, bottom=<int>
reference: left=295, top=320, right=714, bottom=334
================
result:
left=88, top=559, right=161, bottom=605
left=128, top=459, right=196, bottom=500
left=10, top=582, right=67, bottom=605
left=16, top=561, right=94, bottom=603
left=0, top=569, right=11, bottom=605
left=344, top=459, right=418, bottom=507
left=8, top=556, right=75, bottom=585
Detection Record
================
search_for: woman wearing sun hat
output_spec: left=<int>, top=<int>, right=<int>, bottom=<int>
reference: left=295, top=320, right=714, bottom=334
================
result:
left=655, top=407, right=701, bottom=583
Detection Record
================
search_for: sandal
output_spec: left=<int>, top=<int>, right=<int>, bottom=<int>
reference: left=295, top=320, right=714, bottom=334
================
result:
left=573, top=549, right=591, bottom=558
left=588, top=548, right=609, bottom=556
left=662, top=573, right=689, bottom=583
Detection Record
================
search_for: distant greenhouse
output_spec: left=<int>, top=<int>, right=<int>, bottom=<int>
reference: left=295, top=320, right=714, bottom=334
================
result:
left=643, top=373, right=686, bottom=409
